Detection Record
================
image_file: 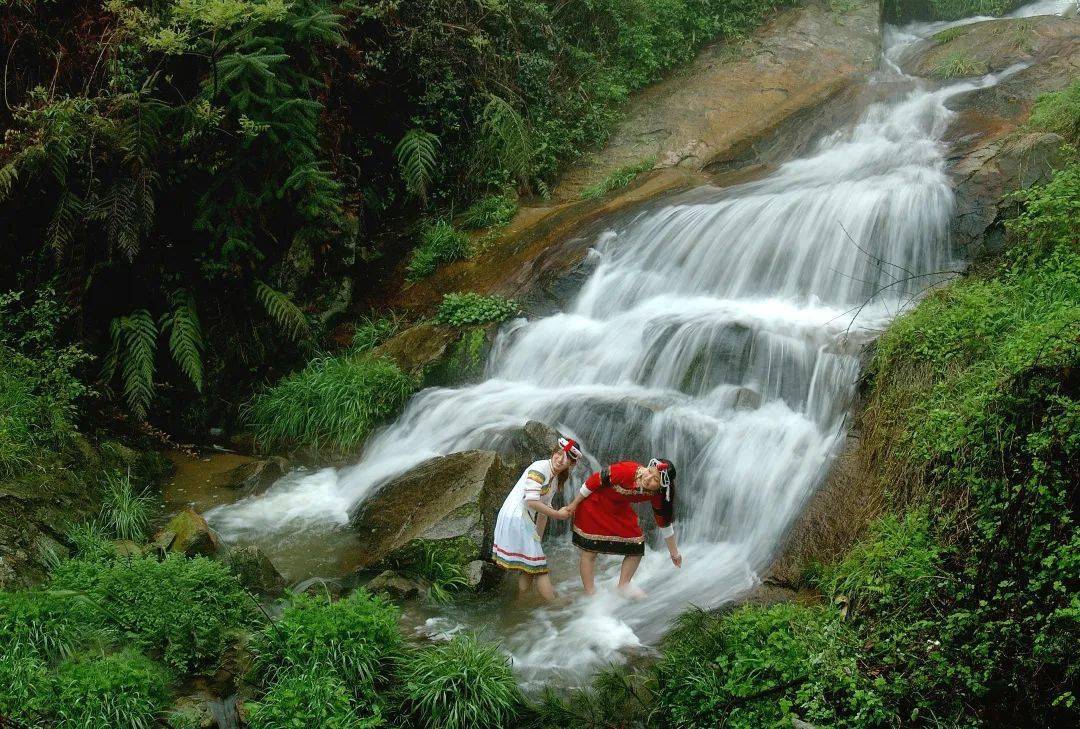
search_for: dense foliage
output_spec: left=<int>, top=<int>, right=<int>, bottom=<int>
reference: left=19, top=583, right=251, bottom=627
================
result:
left=883, top=0, right=1025, bottom=23
left=434, top=291, right=519, bottom=327
left=0, top=0, right=793, bottom=432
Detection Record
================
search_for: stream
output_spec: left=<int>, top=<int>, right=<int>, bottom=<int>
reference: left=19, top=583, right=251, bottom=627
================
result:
left=204, top=1, right=1077, bottom=688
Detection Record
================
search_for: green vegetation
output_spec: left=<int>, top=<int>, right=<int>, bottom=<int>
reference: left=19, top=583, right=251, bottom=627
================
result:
left=248, top=667, right=378, bottom=729
left=0, top=0, right=793, bottom=432
left=49, top=553, right=255, bottom=673
left=389, top=537, right=476, bottom=603
left=884, top=0, right=1025, bottom=23
left=397, top=634, right=521, bottom=729
left=580, top=158, right=657, bottom=200
left=434, top=292, right=519, bottom=327
left=407, top=220, right=473, bottom=280
left=461, top=193, right=519, bottom=230
left=1027, top=80, right=1080, bottom=145
left=933, top=50, right=987, bottom=78
left=351, top=314, right=402, bottom=353
left=98, top=469, right=154, bottom=542
left=52, top=649, right=171, bottom=729
left=247, top=354, right=416, bottom=455
left=932, top=25, right=970, bottom=43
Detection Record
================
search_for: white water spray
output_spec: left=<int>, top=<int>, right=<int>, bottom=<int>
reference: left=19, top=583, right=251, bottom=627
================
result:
left=209, top=4, right=1069, bottom=685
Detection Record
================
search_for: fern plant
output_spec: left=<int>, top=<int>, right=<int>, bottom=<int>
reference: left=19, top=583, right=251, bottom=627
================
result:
left=159, top=291, right=204, bottom=392
left=478, top=95, right=531, bottom=185
left=395, top=128, right=441, bottom=204
left=256, top=280, right=311, bottom=342
left=103, top=310, right=158, bottom=420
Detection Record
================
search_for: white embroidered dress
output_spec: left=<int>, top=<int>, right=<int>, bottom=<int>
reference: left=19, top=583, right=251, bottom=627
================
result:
left=491, top=459, right=556, bottom=574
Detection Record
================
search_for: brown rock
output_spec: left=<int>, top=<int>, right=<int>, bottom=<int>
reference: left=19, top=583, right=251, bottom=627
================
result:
left=225, top=456, right=290, bottom=498
left=220, top=544, right=286, bottom=596
left=347, top=450, right=514, bottom=568
left=372, top=322, right=462, bottom=378
left=366, top=569, right=427, bottom=600
left=153, top=507, right=221, bottom=557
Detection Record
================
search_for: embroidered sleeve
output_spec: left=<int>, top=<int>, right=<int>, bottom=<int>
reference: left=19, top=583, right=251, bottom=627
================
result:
left=578, top=470, right=602, bottom=497
left=523, top=467, right=548, bottom=500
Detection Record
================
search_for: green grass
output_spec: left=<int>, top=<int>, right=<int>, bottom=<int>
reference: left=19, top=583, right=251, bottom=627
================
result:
left=933, top=50, right=987, bottom=78
left=351, top=314, right=401, bottom=353
left=389, top=537, right=475, bottom=603
left=51, top=649, right=170, bottom=729
left=580, top=157, right=656, bottom=200
left=98, top=469, right=153, bottom=542
left=406, top=220, right=472, bottom=280
left=461, top=193, right=518, bottom=230
left=1026, top=80, right=1080, bottom=146
left=248, top=667, right=377, bottom=729
left=434, top=292, right=519, bottom=327
left=247, top=354, right=416, bottom=455
left=931, top=25, right=970, bottom=44
left=397, top=634, right=520, bottom=729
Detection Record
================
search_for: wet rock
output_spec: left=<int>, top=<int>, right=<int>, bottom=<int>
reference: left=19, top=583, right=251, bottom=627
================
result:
left=292, top=576, right=345, bottom=599
left=347, top=450, right=514, bottom=568
left=152, top=507, right=222, bottom=557
left=111, top=540, right=144, bottom=558
left=465, top=559, right=502, bottom=591
left=220, top=544, right=286, bottom=596
left=366, top=569, right=427, bottom=600
left=492, top=420, right=561, bottom=478
left=733, top=387, right=763, bottom=411
left=32, top=533, right=70, bottom=565
left=901, top=15, right=1080, bottom=78
left=951, top=132, right=1067, bottom=257
left=169, top=693, right=217, bottom=729
left=792, top=718, right=818, bottom=729
left=372, top=322, right=462, bottom=379
left=225, top=456, right=290, bottom=498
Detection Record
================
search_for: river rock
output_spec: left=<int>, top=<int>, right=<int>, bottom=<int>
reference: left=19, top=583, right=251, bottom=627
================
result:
left=372, top=322, right=461, bottom=378
left=366, top=569, right=427, bottom=600
left=901, top=15, right=1080, bottom=78
left=219, top=544, right=286, bottom=596
left=152, top=507, right=222, bottom=557
left=347, top=450, right=514, bottom=568
left=492, top=420, right=561, bottom=478
left=225, top=456, right=290, bottom=497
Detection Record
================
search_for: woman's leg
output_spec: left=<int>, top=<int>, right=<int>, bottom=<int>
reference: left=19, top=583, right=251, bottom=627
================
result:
left=535, top=573, right=556, bottom=601
left=578, top=548, right=598, bottom=595
left=617, top=555, right=645, bottom=598
left=517, top=572, right=534, bottom=596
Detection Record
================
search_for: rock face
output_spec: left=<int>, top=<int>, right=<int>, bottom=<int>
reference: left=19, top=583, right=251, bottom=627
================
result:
left=347, top=450, right=514, bottom=568
left=225, top=456, right=290, bottom=498
left=931, top=14, right=1080, bottom=256
left=220, top=544, right=286, bottom=596
left=900, top=15, right=1080, bottom=78
left=554, top=0, right=881, bottom=198
left=152, top=507, right=221, bottom=557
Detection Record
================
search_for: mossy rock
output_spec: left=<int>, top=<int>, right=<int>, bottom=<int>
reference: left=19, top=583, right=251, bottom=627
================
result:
left=421, top=325, right=494, bottom=388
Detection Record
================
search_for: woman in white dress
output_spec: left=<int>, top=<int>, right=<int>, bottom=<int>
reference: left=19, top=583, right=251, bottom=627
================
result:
left=491, top=436, right=582, bottom=601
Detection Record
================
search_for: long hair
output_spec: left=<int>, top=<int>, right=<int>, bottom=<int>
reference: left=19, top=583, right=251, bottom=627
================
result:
left=655, top=458, right=676, bottom=524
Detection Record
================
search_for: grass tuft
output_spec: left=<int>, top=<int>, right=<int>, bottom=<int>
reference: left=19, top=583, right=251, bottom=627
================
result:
left=460, top=193, right=518, bottom=230
left=933, top=50, right=987, bottom=78
left=406, top=221, right=471, bottom=280
left=580, top=157, right=656, bottom=200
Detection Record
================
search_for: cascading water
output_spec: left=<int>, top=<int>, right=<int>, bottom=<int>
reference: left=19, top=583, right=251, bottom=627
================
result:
left=208, top=1, right=1074, bottom=686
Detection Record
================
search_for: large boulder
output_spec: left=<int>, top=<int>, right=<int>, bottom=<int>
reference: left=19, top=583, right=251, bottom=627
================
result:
left=152, top=507, right=222, bottom=557
left=347, top=449, right=515, bottom=568
left=225, top=456, right=290, bottom=498
left=219, top=544, right=287, bottom=596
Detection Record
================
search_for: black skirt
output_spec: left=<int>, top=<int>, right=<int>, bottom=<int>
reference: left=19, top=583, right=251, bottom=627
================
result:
left=572, top=530, right=646, bottom=556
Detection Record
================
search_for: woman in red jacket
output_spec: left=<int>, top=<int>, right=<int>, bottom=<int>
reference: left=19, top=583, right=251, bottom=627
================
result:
left=562, top=458, right=682, bottom=597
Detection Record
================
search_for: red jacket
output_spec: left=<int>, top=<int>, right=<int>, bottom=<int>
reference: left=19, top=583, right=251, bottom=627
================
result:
left=572, top=461, right=673, bottom=545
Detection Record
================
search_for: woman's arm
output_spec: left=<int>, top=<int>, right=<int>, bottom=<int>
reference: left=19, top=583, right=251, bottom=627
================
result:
left=526, top=499, right=568, bottom=521
left=534, top=513, right=550, bottom=538
left=664, top=531, right=682, bottom=568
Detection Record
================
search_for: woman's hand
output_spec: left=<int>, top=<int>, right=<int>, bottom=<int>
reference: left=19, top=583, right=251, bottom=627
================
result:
left=670, top=551, right=683, bottom=568
left=555, top=506, right=573, bottom=520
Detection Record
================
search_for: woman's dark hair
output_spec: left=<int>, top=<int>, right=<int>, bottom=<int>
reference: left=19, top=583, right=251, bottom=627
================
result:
left=655, top=458, right=676, bottom=524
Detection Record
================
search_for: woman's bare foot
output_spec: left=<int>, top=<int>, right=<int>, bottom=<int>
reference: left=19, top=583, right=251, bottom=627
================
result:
left=617, top=584, right=648, bottom=600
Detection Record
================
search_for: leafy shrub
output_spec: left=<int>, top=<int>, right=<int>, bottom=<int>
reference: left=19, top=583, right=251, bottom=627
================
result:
left=580, top=158, right=656, bottom=200
left=434, top=292, right=519, bottom=327
left=933, top=50, right=987, bottom=78
left=0, top=589, right=105, bottom=661
left=247, top=354, right=416, bottom=455
left=0, top=288, right=90, bottom=478
left=250, top=590, right=402, bottom=687
left=48, top=554, right=254, bottom=673
left=50, top=649, right=170, bottom=729
left=389, top=538, right=474, bottom=603
left=66, top=520, right=117, bottom=562
left=396, top=634, right=520, bottom=729
left=932, top=25, right=969, bottom=43
left=351, top=314, right=401, bottom=353
left=0, top=645, right=51, bottom=724
left=406, top=221, right=471, bottom=280
left=1026, top=79, right=1080, bottom=146
left=461, top=193, right=518, bottom=230
left=248, top=667, right=382, bottom=729
left=99, top=469, right=154, bottom=541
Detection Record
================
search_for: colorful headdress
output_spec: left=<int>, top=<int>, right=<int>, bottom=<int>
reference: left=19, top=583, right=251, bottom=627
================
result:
left=558, top=437, right=582, bottom=460
left=648, top=458, right=676, bottom=501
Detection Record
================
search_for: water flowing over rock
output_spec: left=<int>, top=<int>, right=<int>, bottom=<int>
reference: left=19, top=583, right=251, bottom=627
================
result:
left=209, top=0, right=1077, bottom=686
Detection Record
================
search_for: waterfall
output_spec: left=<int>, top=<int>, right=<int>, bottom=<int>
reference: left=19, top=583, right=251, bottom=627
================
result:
left=208, top=4, right=1066, bottom=685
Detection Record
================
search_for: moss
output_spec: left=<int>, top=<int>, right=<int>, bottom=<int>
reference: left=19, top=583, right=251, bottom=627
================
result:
left=422, top=326, right=491, bottom=388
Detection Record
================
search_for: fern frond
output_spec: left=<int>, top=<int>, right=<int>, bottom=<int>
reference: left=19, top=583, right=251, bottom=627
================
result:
left=394, top=128, right=440, bottom=204
left=255, top=280, right=310, bottom=342
left=161, top=291, right=204, bottom=392
left=109, top=310, right=158, bottom=419
left=0, top=161, right=19, bottom=201
left=480, top=94, right=531, bottom=183
left=47, top=191, right=82, bottom=259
